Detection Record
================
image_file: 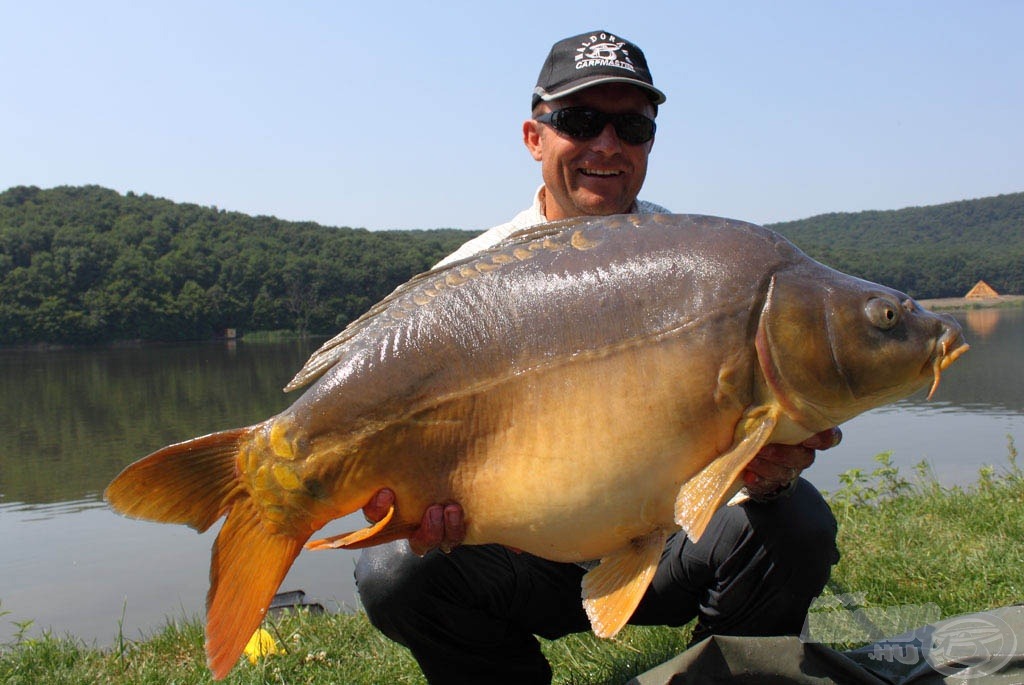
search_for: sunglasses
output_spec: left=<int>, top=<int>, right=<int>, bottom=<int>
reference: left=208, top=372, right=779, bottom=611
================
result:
left=534, top=107, right=656, bottom=145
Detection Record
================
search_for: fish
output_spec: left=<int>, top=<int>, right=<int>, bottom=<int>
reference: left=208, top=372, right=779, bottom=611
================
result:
left=105, top=213, right=968, bottom=679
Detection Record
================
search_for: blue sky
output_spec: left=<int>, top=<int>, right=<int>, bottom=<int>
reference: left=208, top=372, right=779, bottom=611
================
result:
left=3, top=1, right=1021, bottom=231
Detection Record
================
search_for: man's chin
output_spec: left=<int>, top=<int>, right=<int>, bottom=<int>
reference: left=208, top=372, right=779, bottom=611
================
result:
left=571, top=194, right=632, bottom=217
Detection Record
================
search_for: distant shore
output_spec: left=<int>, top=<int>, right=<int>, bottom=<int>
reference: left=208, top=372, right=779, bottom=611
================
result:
left=918, top=294, right=1024, bottom=311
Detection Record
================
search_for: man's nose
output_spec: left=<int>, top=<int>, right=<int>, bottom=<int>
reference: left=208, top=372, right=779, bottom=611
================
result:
left=589, top=122, right=624, bottom=154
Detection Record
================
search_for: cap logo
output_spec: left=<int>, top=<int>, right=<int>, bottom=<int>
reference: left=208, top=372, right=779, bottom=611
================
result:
left=574, top=33, right=636, bottom=73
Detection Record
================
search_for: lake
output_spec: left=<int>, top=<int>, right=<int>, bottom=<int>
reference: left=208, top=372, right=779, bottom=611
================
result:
left=1, top=307, right=1021, bottom=646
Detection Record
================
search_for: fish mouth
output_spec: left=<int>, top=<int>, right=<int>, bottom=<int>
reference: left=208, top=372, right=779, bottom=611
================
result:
left=926, top=324, right=969, bottom=400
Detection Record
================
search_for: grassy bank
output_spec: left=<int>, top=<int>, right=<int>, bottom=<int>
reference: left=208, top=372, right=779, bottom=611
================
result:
left=918, top=294, right=1024, bottom=311
left=3, top=443, right=1022, bottom=684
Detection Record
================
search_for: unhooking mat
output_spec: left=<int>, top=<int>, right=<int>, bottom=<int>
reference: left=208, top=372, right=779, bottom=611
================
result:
left=627, top=605, right=1024, bottom=684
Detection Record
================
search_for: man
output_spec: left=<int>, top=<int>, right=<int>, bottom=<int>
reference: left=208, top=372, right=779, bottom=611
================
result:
left=355, top=30, right=841, bottom=684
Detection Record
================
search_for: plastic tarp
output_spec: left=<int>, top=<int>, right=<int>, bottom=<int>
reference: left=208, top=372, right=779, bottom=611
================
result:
left=627, top=605, right=1024, bottom=684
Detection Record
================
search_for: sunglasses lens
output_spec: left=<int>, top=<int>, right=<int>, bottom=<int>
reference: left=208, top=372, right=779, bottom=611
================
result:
left=551, top=109, right=604, bottom=139
left=613, top=114, right=656, bottom=145
left=546, top=108, right=654, bottom=144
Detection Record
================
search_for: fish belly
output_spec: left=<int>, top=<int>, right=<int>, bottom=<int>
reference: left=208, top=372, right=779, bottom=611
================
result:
left=443, top=343, right=744, bottom=562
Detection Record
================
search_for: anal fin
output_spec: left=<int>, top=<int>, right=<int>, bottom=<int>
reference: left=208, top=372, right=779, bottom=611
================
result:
left=305, top=504, right=394, bottom=550
left=582, top=529, right=667, bottom=638
left=675, top=407, right=778, bottom=543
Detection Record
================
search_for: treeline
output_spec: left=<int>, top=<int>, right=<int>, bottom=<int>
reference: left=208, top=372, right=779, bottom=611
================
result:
left=769, top=192, right=1024, bottom=299
left=0, top=185, right=473, bottom=345
left=1, top=185, right=1022, bottom=346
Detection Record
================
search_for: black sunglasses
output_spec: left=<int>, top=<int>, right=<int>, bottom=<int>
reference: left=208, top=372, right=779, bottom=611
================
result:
left=534, top=107, right=656, bottom=145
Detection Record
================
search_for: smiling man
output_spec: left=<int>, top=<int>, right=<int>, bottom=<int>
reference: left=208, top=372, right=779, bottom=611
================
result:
left=527, top=88, right=658, bottom=221
left=354, top=31, right=842, bottom=684
left=435, top=31, right=667, bottom=267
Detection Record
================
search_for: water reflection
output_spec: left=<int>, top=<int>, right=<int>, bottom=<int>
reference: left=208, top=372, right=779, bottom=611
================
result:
left=0, top=498, right=107, bottom=522
left=0, top=340, right=320, bottom=507
left=965, top=308, right=1001, bottom=339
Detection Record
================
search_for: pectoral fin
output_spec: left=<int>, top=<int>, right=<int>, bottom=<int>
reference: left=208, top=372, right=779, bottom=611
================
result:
left=675, top=407, right=779, bottom=543
left=581, top=529, right=667, bottom=638
left=305, top=505, right=395, bottom=550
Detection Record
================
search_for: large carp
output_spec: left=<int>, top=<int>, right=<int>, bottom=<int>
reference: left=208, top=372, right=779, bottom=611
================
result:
left=106, top=214, right=967, bottom=679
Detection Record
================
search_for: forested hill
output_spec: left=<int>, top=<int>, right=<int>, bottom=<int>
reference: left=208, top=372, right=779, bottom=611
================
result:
left=1, top=184, right=1021, bottom=346
left=0, top=185, right=473, bottom=345
left=768, top=191, right=1024, bottom=299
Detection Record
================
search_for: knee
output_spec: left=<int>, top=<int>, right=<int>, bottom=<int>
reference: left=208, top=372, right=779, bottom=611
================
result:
left=752, top=479, right=839, bottom=585
left=354, top=541, right=429, bottom=633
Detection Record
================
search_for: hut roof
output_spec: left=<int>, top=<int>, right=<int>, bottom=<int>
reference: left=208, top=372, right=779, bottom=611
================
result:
left=965, top=280, right=1000, bottom=299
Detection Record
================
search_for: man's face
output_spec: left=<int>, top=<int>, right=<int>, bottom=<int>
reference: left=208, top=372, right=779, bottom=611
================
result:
left=523, top=83, right=656, bottom=221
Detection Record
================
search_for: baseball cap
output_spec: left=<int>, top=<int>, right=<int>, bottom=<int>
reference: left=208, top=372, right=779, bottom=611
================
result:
left=532, top=30, right=666, bottom=109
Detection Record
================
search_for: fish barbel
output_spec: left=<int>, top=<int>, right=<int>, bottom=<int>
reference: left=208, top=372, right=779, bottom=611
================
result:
left=105, top=214, right=968, bottom=679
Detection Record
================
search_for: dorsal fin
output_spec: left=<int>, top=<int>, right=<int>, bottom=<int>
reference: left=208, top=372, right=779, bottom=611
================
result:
left=283, top=216, right=604, bottom=391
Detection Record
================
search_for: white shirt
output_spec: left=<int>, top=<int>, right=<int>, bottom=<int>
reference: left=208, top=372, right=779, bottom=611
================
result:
left=435, top=186, right=671, bottom=268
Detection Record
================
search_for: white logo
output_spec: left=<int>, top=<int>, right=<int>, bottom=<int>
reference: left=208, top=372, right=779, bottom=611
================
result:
left=923, top=612, right=1017, bottom=679
left=574, top=33, right=636, bottom=73
left=802, top=598, right=1017, bottom=680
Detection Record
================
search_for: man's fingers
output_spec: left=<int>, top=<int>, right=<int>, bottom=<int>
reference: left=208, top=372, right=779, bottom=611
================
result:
left=408, top=505, right=445, bottom=556
left=363, top=488, right=396, bottom=523
left=754, top=443, right=816, bottom=470
left=802, top=426, right=843, bottom=451
left=443, top=504, right=466, bottom=547
left=742, top=427, right=842, bottom=494
left=364, top=489, right=468, bottom=556
left=746, top=452, right=808, bottom=482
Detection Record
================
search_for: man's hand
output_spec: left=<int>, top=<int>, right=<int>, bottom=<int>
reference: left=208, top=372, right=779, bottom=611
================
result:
left=742, top=427, right=842, bottom=498
left=363, top=488, right=466, bottom=556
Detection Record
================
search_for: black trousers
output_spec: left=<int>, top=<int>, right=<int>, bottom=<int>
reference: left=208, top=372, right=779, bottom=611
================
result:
left=354, top=478, right=839, bottom=685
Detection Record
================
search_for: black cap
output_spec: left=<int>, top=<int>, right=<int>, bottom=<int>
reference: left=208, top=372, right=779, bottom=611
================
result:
left=532, top=30, right=666, bottom=109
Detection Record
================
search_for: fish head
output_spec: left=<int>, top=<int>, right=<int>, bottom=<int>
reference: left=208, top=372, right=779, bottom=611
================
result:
left=756, top=262, right=969, bottom=433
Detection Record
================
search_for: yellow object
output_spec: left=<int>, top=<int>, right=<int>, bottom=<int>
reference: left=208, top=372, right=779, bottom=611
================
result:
left=243, top=628, right=283, bottom=664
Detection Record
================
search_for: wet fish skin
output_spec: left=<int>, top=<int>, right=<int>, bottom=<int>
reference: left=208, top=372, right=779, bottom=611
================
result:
left=105, top=214, right=967, bottom=679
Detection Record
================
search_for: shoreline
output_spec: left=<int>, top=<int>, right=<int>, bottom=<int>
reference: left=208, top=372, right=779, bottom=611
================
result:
left=918, top=294, right=1024, bottom=311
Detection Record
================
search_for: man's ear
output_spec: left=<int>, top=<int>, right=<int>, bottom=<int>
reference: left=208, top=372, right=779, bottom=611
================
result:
left=523, top=119, right=544, bottom=161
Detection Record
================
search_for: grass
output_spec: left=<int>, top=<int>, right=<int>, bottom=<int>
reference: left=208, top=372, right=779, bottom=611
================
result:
left=3, top=439, right=1022, bottom=684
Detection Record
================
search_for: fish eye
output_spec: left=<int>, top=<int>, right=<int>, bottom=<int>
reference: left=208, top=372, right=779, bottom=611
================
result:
left=865, top=296, right=901, bottom=330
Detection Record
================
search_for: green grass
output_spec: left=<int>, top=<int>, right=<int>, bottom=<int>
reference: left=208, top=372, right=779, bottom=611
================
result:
left=826, top=441, right=1024, bottom=616
left=3, top=439, right=1022, bottom=684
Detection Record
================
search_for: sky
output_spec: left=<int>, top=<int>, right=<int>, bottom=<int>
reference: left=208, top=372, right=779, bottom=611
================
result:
left=2, top=1, right=1022, bottom=232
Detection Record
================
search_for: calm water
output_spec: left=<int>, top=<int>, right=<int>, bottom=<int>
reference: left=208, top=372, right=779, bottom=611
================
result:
left=1, top=308, right=1021, bottom=645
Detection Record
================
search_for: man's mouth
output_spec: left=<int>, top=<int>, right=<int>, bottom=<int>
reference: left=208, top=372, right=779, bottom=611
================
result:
left=579, top=169, right=623, bottom=177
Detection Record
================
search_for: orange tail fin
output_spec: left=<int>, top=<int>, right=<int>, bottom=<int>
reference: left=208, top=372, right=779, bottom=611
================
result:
left=104, top=428, right=253, bottom=531
left=205, top=496, right=308, bottom=679
left=105, top=427, right=309, bottom=680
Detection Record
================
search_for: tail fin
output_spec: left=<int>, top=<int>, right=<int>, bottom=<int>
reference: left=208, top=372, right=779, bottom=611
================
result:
left=104, top=427, right=253, bottom=532
left=206, top=496, right=308, bottom=679
left=105, top=426, right=309, bottom=680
